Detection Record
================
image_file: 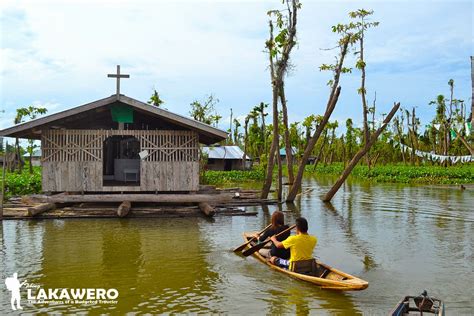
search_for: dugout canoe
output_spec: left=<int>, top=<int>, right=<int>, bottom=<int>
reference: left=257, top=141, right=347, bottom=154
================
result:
left=242, top=232, right=369, bottom=291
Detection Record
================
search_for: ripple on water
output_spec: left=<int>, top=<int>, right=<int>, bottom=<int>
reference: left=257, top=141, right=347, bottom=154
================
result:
left=1, top=178, right=473, bottom=314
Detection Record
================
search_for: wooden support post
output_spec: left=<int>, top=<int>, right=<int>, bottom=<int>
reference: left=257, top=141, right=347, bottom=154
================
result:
left=27, top=203, right=56, bottom=217
left=198, top=202, right=215, bottom=217
left=117, top=201, right=131, bottom=217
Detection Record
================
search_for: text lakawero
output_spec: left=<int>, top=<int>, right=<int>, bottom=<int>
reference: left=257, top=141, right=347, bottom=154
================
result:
left=27, top=287, right=119, bottom=303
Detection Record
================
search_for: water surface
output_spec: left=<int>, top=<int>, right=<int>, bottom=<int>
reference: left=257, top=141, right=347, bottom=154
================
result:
left=1, top=176, right=473, bottom=314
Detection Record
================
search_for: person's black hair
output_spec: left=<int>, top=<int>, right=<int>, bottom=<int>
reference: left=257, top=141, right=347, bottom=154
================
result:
left=296, top=217, right=308, bottom=233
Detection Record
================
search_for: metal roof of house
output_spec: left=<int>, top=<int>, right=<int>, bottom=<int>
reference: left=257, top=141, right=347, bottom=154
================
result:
left=23, top=149, right=42, bottom=157
left=202, top=146, right=250, bottom=160
left=279, top=147, right=297, bottom=156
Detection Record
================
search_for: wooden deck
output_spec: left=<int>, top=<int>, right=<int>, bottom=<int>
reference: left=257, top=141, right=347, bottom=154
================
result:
left=1, top=187, right=277, bottom=220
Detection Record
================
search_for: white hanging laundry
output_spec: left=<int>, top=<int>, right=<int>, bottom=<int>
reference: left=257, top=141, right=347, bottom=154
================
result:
left=453, top=123, right=463, bottom=132
left=433, top=124, right=441, bottom=131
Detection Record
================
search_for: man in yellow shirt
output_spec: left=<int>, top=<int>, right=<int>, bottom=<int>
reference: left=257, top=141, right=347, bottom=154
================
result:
left=270, top=217, right=317, bottom=270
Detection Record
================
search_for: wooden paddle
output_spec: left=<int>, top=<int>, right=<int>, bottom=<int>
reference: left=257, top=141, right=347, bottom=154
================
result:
left=242, top=224, right=296, bottom=257
left=233, top=224, right=272, bottom=252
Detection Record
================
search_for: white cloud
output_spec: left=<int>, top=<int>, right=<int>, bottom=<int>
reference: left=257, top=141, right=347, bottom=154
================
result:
left=0, top=0, right=472, bottom=133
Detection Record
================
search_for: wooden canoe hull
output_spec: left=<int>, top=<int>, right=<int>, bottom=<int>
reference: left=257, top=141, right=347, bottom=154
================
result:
left=242, top=232, right=369, bottom=291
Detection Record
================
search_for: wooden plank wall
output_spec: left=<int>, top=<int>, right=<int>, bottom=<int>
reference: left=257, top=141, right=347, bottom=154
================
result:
left=41, top=130, right=199, bottom=192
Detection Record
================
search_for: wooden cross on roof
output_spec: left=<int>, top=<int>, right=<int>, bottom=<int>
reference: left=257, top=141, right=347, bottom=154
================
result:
left=107, top=65, right=130, bottom=98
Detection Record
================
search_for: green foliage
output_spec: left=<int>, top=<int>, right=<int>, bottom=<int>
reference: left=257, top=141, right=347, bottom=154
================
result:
left=15, top=105, right=48, bottom=174
left=304, top=163, right=474, bottom=184
left=148, top=89, right=164, bottom=107
left=202, top=168, right=265, bottom=185
left=190, top=94, right=221, bottom=126
left=4, top=166, right=42, bottom=198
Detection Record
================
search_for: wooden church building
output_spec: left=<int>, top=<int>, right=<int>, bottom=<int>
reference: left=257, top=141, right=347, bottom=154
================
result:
left=0, top=67, right=227, bottom=193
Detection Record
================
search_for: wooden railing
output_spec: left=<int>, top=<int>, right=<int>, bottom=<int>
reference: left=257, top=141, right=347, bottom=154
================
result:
left=41, top=130, right=199, bottom=162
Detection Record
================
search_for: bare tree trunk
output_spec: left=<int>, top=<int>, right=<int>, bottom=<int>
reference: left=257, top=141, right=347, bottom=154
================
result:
left=312, top=131, right=328, bottom=171
left=243, top=120, right=249, bottom=170
left=261, top=1, right=299, bottom=198
left=410, top=107, right=420, bottom=165
left=323, top=102, right=400, bottom=203
left=286, top=86, right=342, bottom=202
left=261, top=108, right=267, bottom=155
left=261, top=20, right=279, bottom=199
left=15, top=137, right=22, bottom=173
left=405, top=110, right=416, bottom=165
left=360, top=31, right=371, bottom=169
left=280, top=83, right=294, bottom=184
left=276, top=143, right=283, bottom=201
left=229, top=108, right=233, bottom=144
left=471, top=56, right=474, bottom=134
left=395, top=118, right=406, bottom=164
left=286, top=39, right=350, bottom=202
left=457, top=135, right=474, bottom=155
left=29, top=150, right=33, bottom=174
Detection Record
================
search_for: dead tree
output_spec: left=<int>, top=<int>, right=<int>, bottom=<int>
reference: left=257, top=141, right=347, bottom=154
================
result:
left=261, top=0, right=300, bottom=199
left=471, top=56, right=473, bottom=132
left=280, top=83, right=295, bottom=184
left=286, top=33, right=351, bottom=202
left=323, top=102, right=400, bottom=202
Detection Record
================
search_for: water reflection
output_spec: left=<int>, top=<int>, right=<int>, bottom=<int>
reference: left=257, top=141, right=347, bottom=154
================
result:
left=1, top=175, right=473, bottom=314
left=321, top=202, right=377, bottom=272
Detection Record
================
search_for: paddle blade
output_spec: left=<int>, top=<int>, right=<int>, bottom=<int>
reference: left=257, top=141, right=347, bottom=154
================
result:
left=242, top=240, right=267, bottom=257
left=233, top=239, right=253, bottom=253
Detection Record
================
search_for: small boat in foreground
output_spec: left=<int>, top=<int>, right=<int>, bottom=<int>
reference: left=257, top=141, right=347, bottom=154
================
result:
left=391, top=291, right=445, bottom=316
left=242, top=232, right=369, bottom=291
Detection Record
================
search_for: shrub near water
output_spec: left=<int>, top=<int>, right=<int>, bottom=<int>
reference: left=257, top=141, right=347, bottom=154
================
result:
left=203, top=168, right=265, bottom=185
left=3, top=167, right=42, bottom=198
left=305, top=163, right=474, bottom=184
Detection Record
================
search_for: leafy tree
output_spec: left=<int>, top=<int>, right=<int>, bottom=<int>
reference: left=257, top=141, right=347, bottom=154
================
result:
left=148, top=89, right=164, bottom=107
left=189, top=95, right=220, bottom=126
left=262, top=0, right=301, bottom=199
left=15, top=106, right=48, bottom=174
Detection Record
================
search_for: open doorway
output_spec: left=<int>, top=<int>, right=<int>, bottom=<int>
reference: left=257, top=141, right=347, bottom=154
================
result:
left=103, top=136, right=140, bottom=186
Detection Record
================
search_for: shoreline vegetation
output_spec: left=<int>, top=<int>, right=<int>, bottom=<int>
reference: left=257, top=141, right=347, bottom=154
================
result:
left=203, top=163, right=474, bottom=186
left=1, top=163, right=472, bottom=198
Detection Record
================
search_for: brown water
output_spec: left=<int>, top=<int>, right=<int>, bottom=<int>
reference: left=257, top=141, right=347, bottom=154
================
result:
left=1, top=176, right=473, bottom=314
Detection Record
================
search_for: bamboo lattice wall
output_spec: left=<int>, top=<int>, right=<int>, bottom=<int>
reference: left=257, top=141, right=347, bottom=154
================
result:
left=41, top=130, right=199, bottom=192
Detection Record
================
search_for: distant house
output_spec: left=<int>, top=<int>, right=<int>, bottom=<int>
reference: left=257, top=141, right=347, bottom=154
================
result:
left=202, top=146, right=251, bottom=171
left=23, top=149, right=42, bottom=167
left=279, top=147, right=297, bottom=163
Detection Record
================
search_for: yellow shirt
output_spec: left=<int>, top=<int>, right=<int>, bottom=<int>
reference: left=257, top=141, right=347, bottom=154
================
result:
left=281, top=233, right=317, bottom=265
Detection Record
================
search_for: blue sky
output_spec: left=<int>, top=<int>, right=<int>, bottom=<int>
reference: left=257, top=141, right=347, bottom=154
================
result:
left=0, top=0, right=472, bottom=135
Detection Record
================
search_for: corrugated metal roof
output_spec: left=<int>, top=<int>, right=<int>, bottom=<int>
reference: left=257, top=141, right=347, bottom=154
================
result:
left=202, top=146, right=250, bottom=160
left=280, top=147, right=297, bottom=156
left=22, top=149, right=42, bottom=157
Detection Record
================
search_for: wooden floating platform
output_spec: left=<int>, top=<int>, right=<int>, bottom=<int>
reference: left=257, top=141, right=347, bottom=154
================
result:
left=1, top=187, right=276, bottom=220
